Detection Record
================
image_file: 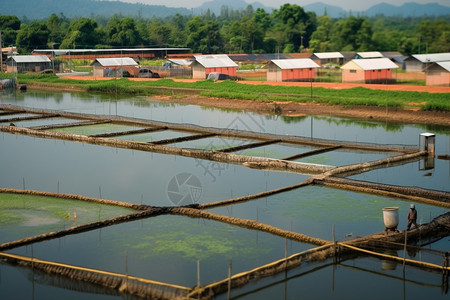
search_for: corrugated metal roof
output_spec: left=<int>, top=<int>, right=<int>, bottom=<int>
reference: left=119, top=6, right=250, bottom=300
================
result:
left=92, top=57, right=138, bottom=67
left=412, top=53, right=450, bottom=63
left=268, top=58, right=320, bottom=70
left=168, top=59, right=192, bottom=66
left=341, top=58, right=398, bottom=70
left=12, top=55, right=51, bottom=63
left=356, top=51, right=384, bottom=58
left=313, top=52, right=344, bottom=59
left=193, top=55, right=238, bottom=68
left=436, top=61, right=450, bottom=72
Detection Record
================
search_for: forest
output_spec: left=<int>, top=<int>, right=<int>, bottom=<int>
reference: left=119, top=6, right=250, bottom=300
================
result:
left=0, top=3, right=449, bottom=56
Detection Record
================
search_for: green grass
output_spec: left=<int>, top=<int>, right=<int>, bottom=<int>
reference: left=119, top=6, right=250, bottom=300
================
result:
left=13, top=73, right=450, bottom=112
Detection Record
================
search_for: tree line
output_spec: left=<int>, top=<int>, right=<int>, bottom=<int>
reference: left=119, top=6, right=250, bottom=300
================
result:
left=1, top=4, right=449, bottom=56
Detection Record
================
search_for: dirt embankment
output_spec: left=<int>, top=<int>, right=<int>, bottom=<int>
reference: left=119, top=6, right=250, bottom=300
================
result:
left=33, top=77, right=450, bottom=126
left=151, top=94, right=450, bottom=126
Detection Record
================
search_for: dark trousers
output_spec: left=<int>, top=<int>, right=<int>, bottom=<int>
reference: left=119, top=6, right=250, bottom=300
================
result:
left=407, top=219, right=417, bottom=230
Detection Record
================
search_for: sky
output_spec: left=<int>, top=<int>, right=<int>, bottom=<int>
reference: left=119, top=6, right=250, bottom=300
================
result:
left=118, top=0, right=450, bottom=11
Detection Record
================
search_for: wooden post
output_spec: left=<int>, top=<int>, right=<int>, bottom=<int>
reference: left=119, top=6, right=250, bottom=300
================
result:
left=332, top=224, right=336, bottom=262
left=227, top=260, right=232, bottom=300
left=197, top=260, right=200, bottom=288
left=403, top=230, right=407, bottom=272
left=285, top=237, right=288, bottom=271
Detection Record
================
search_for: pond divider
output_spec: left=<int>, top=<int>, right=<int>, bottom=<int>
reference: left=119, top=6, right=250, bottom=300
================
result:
left=0, top=110, right=26, bottom=116
left=0, top=104, right=417, bottom=153
left=316, top=177, right=450, bottom=208
left=30, top=120, right=112, bottom=131
left=0, top=187, right=148, bottom=210
left=0, top=252, right=191, bottom=299
left=187, top=244, right=334, bottom=299
left=282, top=145, right=343, bottom=160
left=1, top=186, right=449, bottom=299
left=2, top=113, right=60, bottom=124
left=0, top=125, right=335, bottom=175
left=217, top=139, right=281, bottom=153
left=169, top=207, right=330, bottom=246
left=150, top=132, right=216, bottom=145
left=89, top=126, right=168, bottom=138
left=0, top=208, right=166, bottom=251
left=199, top=178, right=314, bottom=209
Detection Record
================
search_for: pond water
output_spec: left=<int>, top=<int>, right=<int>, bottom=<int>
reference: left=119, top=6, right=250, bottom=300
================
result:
left=208, top=185, right=448, bottom=246
left=6, top=215, right=313, bottom=287
left=0, top=192, right=135, bottom=244
left=0, top=90, right=449, bottom=299
left=0, top=133, right=308, bottom=206
left=216, top=256, right=449, bottom=300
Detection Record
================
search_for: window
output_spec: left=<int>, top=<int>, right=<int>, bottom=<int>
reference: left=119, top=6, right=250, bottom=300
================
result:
left=350, top=70, right=356, bottom=73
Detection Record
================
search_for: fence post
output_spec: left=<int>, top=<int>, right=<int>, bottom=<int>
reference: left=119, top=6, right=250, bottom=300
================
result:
left=227, top=260, right=232, bottom=300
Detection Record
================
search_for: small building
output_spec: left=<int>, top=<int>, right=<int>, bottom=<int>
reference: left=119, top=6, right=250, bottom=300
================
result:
left=355, top=51, right=384, bottom=59
left=341, top=58, right=398, bottom=84
left=265, top=58, right=320, bottom=82
left=1, top=47, right=18, bottom=70
left=312, top=52, right=344, bottom=65
left=426, top=61, right=450, bottom=86
left=191, top=55, right=238, bottom=79
left=404, top=53, right=450, bottom=72
left=91, top=57, right=138, bottom=78
left=6, top=55, right=51, bottom=73
left=382, top=51, right=408, bottom=69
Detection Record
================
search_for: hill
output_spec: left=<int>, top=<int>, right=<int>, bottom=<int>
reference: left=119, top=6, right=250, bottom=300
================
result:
left=193, top=0, right=272, bottom=15
left=365, top=2, right=450, bottom=17
left=0, top=0, right=190, bottom=19
left=0, top=0, right=449, bottom=20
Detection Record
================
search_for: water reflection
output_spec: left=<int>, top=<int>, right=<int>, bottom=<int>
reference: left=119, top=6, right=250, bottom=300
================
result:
left=2, top=90, right=449, bottom=149
left=1, top=90, right=449, bottom=299
left=0, top=133, right=307, bottom=205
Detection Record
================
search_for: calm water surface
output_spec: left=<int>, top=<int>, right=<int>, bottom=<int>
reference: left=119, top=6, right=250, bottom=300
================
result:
left=0, top=90, right=448, bottom=299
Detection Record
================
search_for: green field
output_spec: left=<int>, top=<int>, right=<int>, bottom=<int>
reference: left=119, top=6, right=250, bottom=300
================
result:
left=12, top=73, right=450, bottom=112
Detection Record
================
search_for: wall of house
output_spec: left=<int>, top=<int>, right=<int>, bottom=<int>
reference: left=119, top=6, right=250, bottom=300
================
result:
left=192, top=64, right=206, bottom=79
left=365, top=69, right=392, bottom=81
left=92, top=65, right=104, bottom=77
left=205, top=67, right=237, bottom=77
left=426, top=71, right=450, bottom=86
left=281, top=68, right=315, bottom=81
left=267, top=69, right=282, bottom=82
left=405, top=60, right=424, bottom=72
left=342, top=69, right=365, bottom=83
left=6, top=62, right=51, bottom=73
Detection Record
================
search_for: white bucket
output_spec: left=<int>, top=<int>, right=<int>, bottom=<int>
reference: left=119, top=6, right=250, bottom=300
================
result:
left=383, top=207, right=399, bottom=229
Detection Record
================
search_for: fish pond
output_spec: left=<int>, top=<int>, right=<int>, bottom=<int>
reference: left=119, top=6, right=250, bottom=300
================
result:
left=0, top=90, right=449, bottom=299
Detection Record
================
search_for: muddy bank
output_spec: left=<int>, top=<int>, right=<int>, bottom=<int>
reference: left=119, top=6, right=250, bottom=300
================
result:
left=150, top=94, right=450, bottom=127
left=26, top=78, right=450, bottom=126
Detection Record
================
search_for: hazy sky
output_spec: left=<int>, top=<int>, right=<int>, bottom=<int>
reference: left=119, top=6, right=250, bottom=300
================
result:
left=119, top=0, right=450, bottom=11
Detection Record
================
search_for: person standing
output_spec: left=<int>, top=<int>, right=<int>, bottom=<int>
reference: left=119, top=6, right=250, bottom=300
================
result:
left=407, top=204, right=418, bottom=230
